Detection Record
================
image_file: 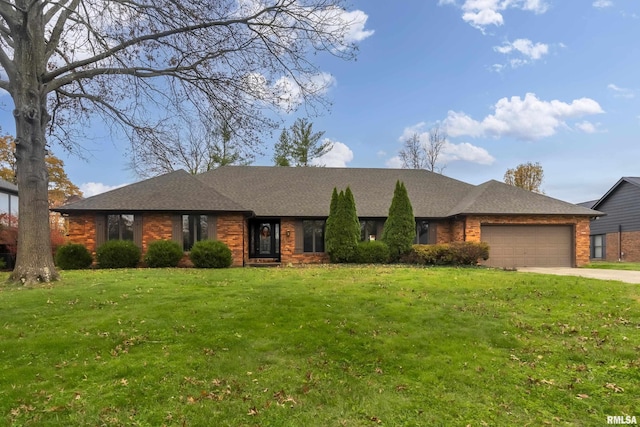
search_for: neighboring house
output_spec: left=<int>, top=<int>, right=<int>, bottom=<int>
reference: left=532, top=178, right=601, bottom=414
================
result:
left=53, top=166, right=600, bottom=269
left=0, top=178, right=18, bottom=268
left=584, top=177, right=640, bottom=262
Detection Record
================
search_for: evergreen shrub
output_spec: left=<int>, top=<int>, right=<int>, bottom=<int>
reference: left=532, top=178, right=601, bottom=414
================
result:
left=189, top=240, right=232, bottom=268
left=55, top=243, right=93, bottom=270
left=144, top=240, right=184, bottom=268
left=354, top=241, right=390, bottom=264
left=96, top=240, right=141, bottom=269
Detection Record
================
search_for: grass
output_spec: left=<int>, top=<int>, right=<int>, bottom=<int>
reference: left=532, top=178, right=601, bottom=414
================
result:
left=0, top=266, right=638, bottom=426
left=585, top=261, right=640, bottom=271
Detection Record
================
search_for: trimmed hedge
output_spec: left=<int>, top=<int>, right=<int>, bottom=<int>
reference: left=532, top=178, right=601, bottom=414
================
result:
left=55, top=243, right=93, bottom=270
left=402, top=242, right=490, bottom=266
left=96, top=240, right=141, bottom=269
left=354, top=241, right=390, bottom=264
left=189, top=240, right=232, bottom=268
left=144, top=240, right=184, bottom=268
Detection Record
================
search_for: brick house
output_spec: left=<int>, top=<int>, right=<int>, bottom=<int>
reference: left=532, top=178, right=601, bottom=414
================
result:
left=583, top=177, right=640, bottom=262
left=53, top=166, right=600, bottom=268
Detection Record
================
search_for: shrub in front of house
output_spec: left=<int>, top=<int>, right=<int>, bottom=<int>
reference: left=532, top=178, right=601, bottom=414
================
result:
left=144, top=240, right=184, bottom=268
left=55, top=243, right=94, bottom=270
left=96, top=240, right=141, bottom=269
left=354, top=241, right=390, bottom=264
left=402, top=242, right=489, bottom=266
left=449, top=242, right=490, bottom=265
left=189, top=240, right=232, bottom=268
left=325, top=187, right=360, bottom=263
left=381, top=181, right=415, bottom=261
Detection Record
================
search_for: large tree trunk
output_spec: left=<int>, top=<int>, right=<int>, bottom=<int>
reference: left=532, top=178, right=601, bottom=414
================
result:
left=8, top=3, right=58, bottom=284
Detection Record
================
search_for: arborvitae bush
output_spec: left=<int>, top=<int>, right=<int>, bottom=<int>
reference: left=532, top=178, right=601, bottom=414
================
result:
left=325, top=187, right=360, bottom=263
left=189, top=240, right=233, bottom=268
left=381, top=181, right=416, bottom=261
left=55, top=243, right=93, bottom=270
left=354, top=241, right=390, bottom=264
left=96, top=240, right=141, bottom=269
left=144, top=240, right=184, bottom=268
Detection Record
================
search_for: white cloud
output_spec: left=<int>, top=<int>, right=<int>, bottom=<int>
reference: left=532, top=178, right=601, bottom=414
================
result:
left=495, top=38, right=549, bottom=60
left=608, top=83, right=635, bottom=99
left=385, top=156, right=403, bottom=169
left=80, top=182, right=128, bottom=197
left=593, top=0, right=613, bottom=8
left=442, top=0, right=549, bottom=31
left=575, top=121, right=597, bottom=133
left=247, top=71, right=336, bottom=112
left=397, top=122, right=495, bottom=166
left=338, top=10, right=375, bottom=43
left=442, top=141, right=495, bottom=165
left=311, top=140, right=353, bottom=167
left=444, top=93, right=605, bottom=140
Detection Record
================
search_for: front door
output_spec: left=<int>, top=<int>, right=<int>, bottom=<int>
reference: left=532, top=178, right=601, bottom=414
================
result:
left=250, top=220, right=280, bottom=259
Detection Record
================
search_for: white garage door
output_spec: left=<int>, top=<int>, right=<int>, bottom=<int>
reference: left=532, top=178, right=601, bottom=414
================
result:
left=481, top=225, right=573, bottom=268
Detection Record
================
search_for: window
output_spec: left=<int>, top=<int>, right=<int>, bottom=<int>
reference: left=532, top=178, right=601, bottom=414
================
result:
left=107, top=214, right=134, bottom=241
left=591, top=234, right=604, bottom=259
left=415, top=220, right=430, bottom=244
left=183, top=214, right=208, bottom=251
left=303, top=220, right=325, bottom=252
left=360, top=220, right=378, bottom=241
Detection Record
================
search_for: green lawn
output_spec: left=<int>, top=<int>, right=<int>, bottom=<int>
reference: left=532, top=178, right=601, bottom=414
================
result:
left=1, top=266, right=638, bottom=426
left=585, top=261, right=640, bottom=271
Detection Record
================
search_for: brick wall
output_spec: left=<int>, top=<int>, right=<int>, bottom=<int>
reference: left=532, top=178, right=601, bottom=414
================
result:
left=604, top=230, right=640, bottom=262
left=67, top=213, right=97, bottom=253
left=216, top=213, right=245, bottom=267
left=278, top=218, right=329, bottom=264
left=142, top=213, right=173, bottom=253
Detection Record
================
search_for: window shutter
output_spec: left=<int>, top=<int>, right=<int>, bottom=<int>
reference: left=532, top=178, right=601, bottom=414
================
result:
left=429, top=223, right=437, bottom=244
left=133, top=214, right=143, bottom=248
left=207, top=215, right=217, bottom=240
left=171, top=215, right=182, bottom=244
left=95, top=214, right=106, bottom=248
left=294, top=220, right=304, bottom=253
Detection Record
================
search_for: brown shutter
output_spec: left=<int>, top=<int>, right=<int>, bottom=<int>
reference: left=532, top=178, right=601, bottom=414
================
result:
left=133, top=214, right=143, bottom=248
left=171, top=215, right=182, bottom=244
left=294, top=220, right=304, bottom=253
left=208, top=215, right=217, bottom=240
left=95, top=214, right=106, bottom=248
left=429, top=223, right=437, bottom=244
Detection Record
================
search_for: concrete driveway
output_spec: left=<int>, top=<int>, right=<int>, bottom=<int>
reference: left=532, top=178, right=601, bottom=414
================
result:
left=518, top=267, right=640, bottom=284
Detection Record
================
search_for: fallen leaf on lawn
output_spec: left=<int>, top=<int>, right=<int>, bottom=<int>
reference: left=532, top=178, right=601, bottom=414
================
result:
left=605, top=383, right=624, bottom=393
left=248, top=406, right=259, bottom=416
left=576, top=394, right=589, bottom=399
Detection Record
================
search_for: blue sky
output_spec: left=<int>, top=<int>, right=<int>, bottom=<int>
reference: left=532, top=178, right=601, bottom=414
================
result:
left=1, top=0, right=639, bottom=203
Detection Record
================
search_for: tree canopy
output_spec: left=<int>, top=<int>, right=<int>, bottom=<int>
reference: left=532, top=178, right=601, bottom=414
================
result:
left=273, top=118, right=332, bottom=166
left=504, top=162, right=545, bottom=194
left=0, top=0, right=368, bottom=283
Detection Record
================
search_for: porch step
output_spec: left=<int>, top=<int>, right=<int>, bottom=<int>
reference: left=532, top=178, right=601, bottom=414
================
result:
left=246, top=258, right=281, bottom=267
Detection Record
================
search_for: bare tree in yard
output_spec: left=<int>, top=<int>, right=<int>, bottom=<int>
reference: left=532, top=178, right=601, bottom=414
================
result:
left=0, top=0, right=367, bottom=284
left=399, top=133, right=426, bottom=170
left=504, top=162, right=545, bottom=194
left=399, top=125, right=447, bottom=173
left=130, top=110, right=256, bottom=177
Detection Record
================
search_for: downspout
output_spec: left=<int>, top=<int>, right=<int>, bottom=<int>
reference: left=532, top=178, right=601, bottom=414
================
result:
left=618, top=224, right=622, bottom=261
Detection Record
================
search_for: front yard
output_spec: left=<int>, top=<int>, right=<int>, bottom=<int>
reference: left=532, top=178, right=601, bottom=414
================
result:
left=1, top=266, right=638, bottom=426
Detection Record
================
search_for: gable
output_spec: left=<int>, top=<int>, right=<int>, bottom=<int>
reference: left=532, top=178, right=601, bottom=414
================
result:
left=591, top=180, right=640, bottom=234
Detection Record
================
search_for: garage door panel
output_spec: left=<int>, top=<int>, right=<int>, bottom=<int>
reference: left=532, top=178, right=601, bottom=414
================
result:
left=481, top=225, right=573, bottom=268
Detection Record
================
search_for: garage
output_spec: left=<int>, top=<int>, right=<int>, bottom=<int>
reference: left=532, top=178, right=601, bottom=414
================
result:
left=481, top=225, right=574, bottom=268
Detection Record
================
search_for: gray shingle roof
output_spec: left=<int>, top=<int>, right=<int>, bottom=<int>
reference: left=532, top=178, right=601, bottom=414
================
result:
left=197, top=166, right=475, bottom=217
left=55, top=169, right=247, bottom=212
left=447, top=180, right=601, bottom=216
left=54, top=166, right=601, bottom=218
